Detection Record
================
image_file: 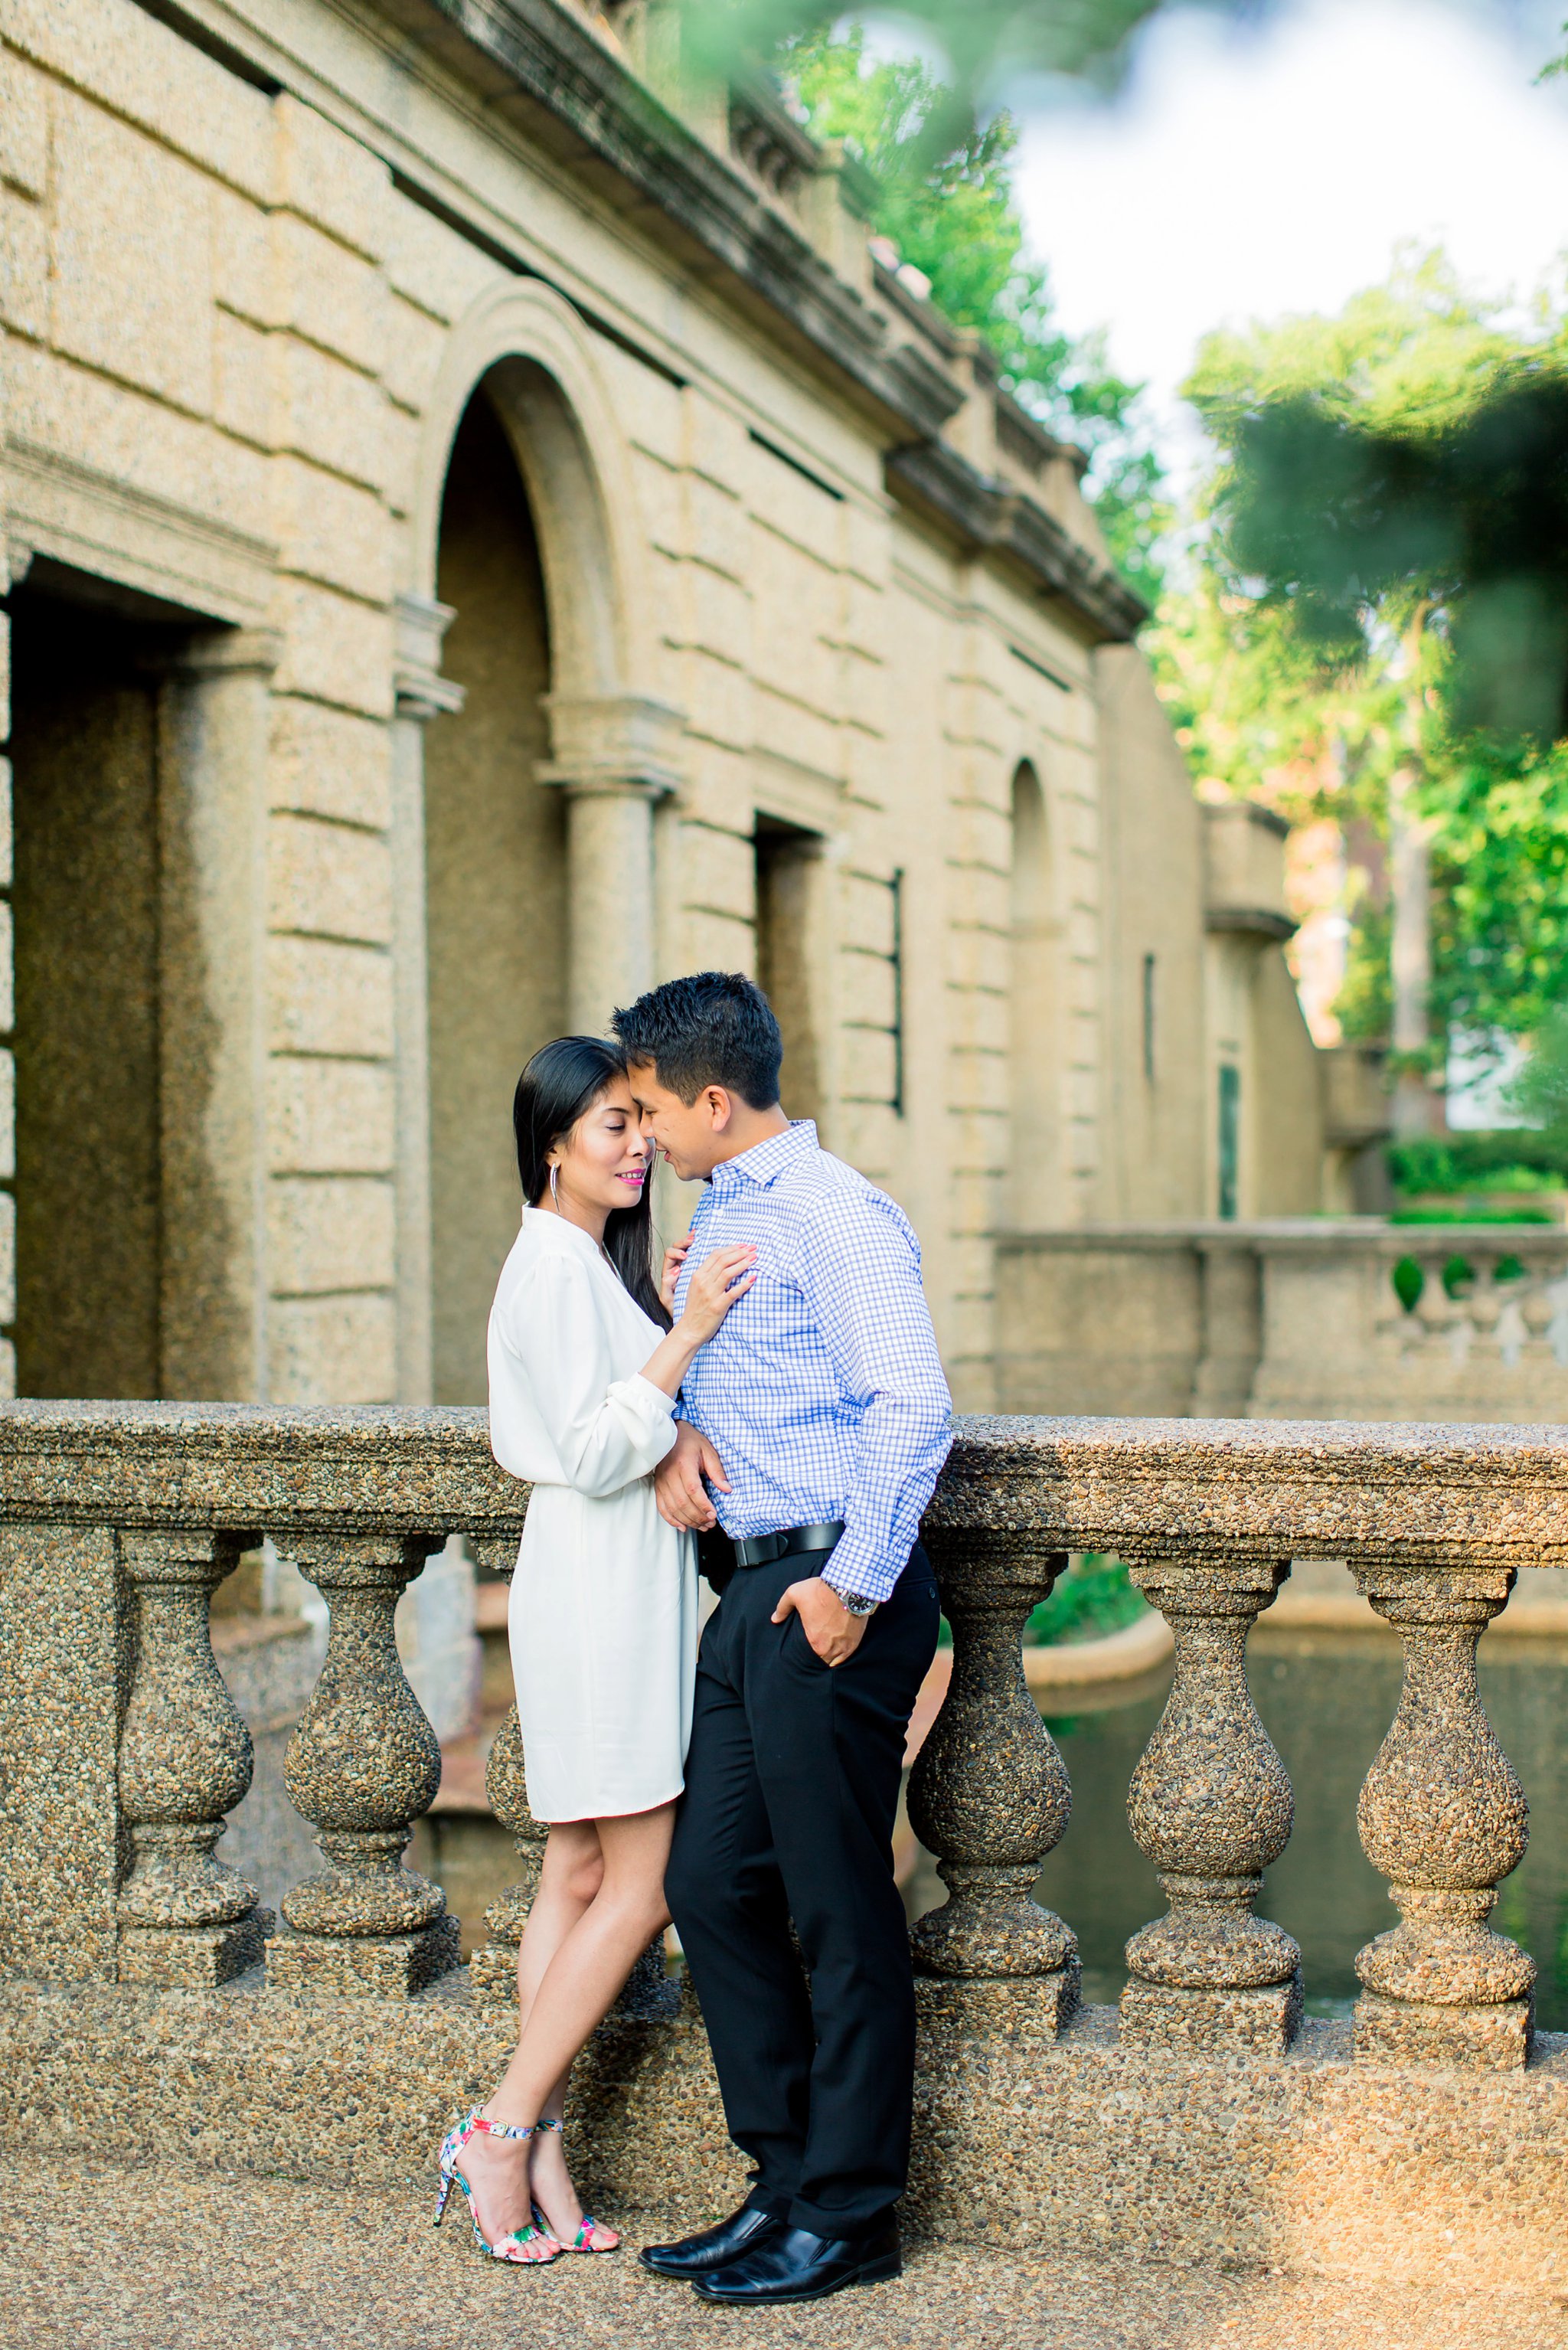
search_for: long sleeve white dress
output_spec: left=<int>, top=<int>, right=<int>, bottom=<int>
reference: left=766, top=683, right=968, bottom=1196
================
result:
left=487, top=1205, right=698, bottom=1824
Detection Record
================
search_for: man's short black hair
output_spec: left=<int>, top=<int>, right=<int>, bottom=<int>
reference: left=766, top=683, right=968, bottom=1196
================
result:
left=612, top=972, right=783, bottom=1110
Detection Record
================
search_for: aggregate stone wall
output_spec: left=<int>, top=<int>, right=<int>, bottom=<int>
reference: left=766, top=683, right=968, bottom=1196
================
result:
left=2, top=1977, right=1564, bottom=2293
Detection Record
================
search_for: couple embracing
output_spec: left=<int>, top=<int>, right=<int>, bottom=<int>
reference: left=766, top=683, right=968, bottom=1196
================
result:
left=435, top=970, right=952, bottom=2309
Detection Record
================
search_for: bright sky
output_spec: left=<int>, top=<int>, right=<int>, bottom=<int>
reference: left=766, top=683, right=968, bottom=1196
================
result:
left=1011, top=0, right=1568, bottom=491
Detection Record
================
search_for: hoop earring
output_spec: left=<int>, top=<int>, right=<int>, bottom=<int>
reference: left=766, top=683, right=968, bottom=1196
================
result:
left=549, top=1163, right=560, bottom=1209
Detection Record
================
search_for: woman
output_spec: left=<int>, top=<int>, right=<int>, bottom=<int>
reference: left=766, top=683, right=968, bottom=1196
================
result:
left=434, top=1036, right=753, bottom=2267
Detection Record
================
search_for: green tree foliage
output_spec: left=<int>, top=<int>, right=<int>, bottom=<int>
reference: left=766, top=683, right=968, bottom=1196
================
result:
left=1152, top=253, right=1568, bottom=1051
left=781, top=25, right=1168, bottom=602
left=1430, top=737, right=1568, bottom=1038
left=1187, top=252, right=1568, bottom=742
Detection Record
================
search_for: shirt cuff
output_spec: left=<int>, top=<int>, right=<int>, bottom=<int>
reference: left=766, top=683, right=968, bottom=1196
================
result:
left=821, top=1535, right=899, bottom=1607
left=623, top=1373, right=678, bottom=1417
left=605, top=1374, right=679, bottom=1469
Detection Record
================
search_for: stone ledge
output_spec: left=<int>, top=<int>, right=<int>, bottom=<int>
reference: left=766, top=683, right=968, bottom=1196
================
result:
left=5, top=1402, right=1568, bottom=1569
left=2, top=1979, right=1565, bottom=2292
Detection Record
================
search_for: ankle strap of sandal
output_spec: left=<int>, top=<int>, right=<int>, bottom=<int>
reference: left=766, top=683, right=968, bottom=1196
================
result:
left=534, top=2116, right=564, bottom=2134
left=469, top=2112, right=534, bottom=2142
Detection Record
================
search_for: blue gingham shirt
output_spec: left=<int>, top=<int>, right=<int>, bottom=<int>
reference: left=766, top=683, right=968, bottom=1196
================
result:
left=673, top=1121, right=952, bottom=1604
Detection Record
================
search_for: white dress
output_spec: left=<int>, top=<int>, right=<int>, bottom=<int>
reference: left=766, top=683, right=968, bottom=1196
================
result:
left=487, top=1206, right=697, bottom=1823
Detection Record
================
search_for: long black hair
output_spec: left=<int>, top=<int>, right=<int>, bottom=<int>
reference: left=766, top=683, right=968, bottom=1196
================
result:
left=513, top=1037, right=669, bottom=1328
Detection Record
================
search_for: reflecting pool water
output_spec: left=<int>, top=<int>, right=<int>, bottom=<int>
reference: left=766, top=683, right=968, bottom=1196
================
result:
left=908, top=1628, right=1568, bottom=2027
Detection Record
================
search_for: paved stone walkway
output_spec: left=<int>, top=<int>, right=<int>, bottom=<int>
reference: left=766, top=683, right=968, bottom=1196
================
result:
left=2, top=2159, right=1563, bottom=2350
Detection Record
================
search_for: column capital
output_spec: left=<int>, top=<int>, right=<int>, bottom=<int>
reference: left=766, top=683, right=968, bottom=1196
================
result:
left=394, top=592, right=465, bottom=722
left=537, top=690, right=685, bottom=798
left=152, top=627, right=283, bottom=681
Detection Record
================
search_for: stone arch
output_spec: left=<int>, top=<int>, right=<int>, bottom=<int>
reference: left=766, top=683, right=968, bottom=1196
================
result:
left=1006, top=758, right=1063, bottom=1227
left=410, top=278, right=656, bottom=701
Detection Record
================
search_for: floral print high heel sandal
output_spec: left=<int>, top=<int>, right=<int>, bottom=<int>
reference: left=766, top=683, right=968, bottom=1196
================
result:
left=434, top=2110, right=561, bottom=2263
left=529, top=2115, right=621, bottom=2254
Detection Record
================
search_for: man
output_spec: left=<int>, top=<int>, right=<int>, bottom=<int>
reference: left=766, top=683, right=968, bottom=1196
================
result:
left=612, top=971, right=952, bottom=2309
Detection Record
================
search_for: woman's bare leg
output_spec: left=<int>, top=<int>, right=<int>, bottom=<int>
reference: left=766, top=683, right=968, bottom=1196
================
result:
left=513, top=1831, right=600, bottom=2239
left=458, top=1806, right=674, bottom=2247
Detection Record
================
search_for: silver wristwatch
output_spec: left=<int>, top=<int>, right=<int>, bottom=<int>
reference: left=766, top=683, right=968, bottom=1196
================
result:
left=835, top=1590, right=880, bottom=1618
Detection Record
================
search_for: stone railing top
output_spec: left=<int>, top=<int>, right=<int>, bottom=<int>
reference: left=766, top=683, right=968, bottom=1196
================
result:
left=2, top=1402, right=1566, bottom=1571
left=997, top=1219, right=1568, bottom=1256
left=0, top=1401, right=527, bottom=1538
left=926, top=1414, right=1568, bottom=1570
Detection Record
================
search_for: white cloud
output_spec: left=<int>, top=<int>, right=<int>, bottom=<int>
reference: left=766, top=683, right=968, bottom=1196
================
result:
left=1012, top=0, right=1568, bottom=488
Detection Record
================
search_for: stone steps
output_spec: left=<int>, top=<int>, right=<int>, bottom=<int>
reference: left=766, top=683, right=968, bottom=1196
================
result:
left=2, top=2156, right=1560, bottom=2350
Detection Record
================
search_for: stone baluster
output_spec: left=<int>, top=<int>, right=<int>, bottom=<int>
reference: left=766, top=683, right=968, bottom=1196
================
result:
left=1121, top=1557, right=1301, bottom=2051
left=1466, top=1249, right=1503, bottom=1348
left=1352, top=1565, right=1534, bottom=2069
left=116, top=1530, right=271, bottom=1985
left=468, top=1535, right=675, bottom=2018
left=269, top=1533, right=460, bottom=1996
left=906, top=1531, right=1079, bottom=2032
left=1413, top=1251, right=1458, bottom=1344
left=469, top=1641, right=547, bottom=2002
left=1520, top=1276, right=1556, bottom=1355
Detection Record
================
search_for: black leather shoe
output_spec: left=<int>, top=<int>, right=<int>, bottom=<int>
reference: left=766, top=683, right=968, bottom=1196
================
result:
left=691, top=2220, right=901, bottom=2304
left=639, top=2203, right=782, bottom=2278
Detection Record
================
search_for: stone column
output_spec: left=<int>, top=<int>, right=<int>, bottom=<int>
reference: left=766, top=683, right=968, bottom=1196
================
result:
left=1121, top=1557, right=1301, bottom=2052
left=390, top=593, right=464, bottom=1406
left=907, top=1531, right=1080, bottom=2033
left=270, top=1533, right=459, bottom=1995
left=116, top=1530, right=271, bottom=1986
left=154, top=629, right=280, bottom=1401
left=539, top=693, right=684, bottom=1034
left=1352, top=1565, right=1534, bottom=2069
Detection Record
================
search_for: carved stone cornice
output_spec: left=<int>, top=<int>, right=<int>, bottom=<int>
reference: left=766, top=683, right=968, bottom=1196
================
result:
left=886, top=440, right=1148, bottom=645
left=370, top=0, right=966, bottom=442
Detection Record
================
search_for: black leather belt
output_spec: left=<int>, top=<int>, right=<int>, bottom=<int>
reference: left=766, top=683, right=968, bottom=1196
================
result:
left=730, top=1520, right=846, bottom=1570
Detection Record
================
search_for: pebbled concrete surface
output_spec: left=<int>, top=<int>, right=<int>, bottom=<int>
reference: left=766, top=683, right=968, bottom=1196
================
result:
left=0, top=2157, right=1563, bottom=2350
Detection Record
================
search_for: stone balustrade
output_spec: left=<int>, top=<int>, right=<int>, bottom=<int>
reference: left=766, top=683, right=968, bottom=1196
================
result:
left=2, top=1403, right=1568, bottom=2283
left=0, top=1401, right=1560, bottom=2079
left=920, top=1414, right=1566, bottom=2069
left=997, top=1218, right=1568, bottom=1424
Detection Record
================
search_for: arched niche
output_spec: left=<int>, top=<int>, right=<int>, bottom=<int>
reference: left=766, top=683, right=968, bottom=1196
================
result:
left=1007, top=760, right=1062, bottom=1227
left=423, top=381, right=563, bottom=1404
left=408, top=286, right=679, bottom=1402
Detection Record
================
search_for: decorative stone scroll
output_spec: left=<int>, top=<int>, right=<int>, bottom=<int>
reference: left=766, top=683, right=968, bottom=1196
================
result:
left=1121, top=1557, right=1301, bottom=2052
left=269, top=1533, right=459, bottom=1997
left=1352, top=1565, right=1534, bottom=2069
left=116, top=1530, right=271, bottom=1986
left=468, top=1536, right=675, bottom=2018
left=907, top=1531, right=1080, bottom=2034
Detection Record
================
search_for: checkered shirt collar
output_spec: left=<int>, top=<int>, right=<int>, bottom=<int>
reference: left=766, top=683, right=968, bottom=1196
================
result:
left=709, top=1119, right=818, bottom=1194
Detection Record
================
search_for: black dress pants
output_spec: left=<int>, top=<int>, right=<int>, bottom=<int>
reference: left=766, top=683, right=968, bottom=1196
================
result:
left=665, top=1544, right=939, bottom=2240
